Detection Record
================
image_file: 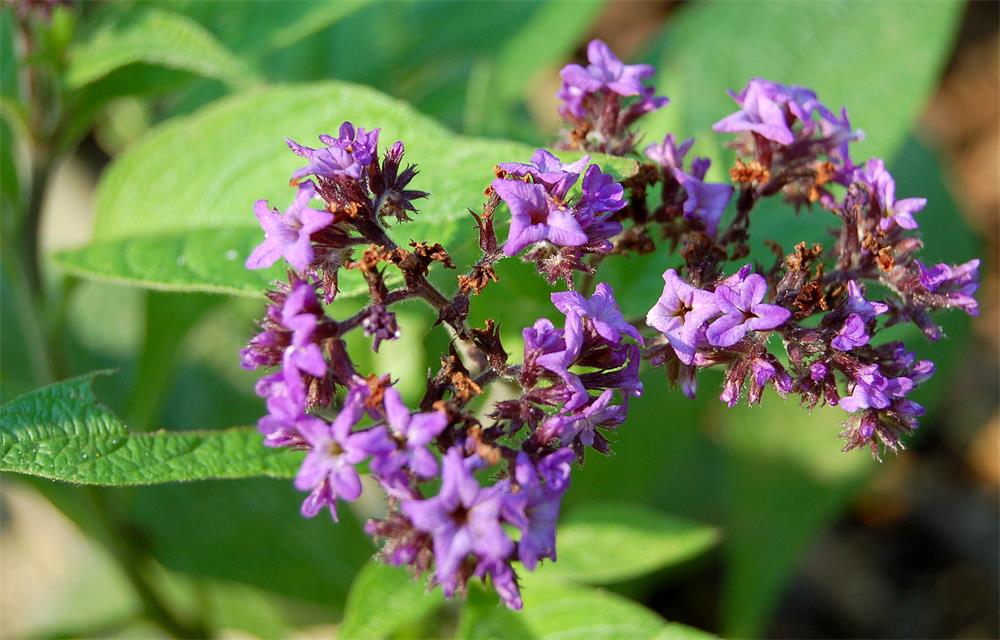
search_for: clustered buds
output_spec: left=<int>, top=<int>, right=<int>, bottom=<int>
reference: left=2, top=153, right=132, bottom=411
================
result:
left=242, top=39, right=980, bottom=607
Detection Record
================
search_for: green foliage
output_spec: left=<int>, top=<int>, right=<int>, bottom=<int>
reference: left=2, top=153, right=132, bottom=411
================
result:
left=54, top=81, right=636, bottom=297
left=644, top=0, right=961, bottom=161
left=341, top=561, right=445, bottom=639
left=66, top=7, right=259, bottom=90
left=550, top=503, right=719, bottom=584
left=0, top=372, right=301, bottom=484
left=460, top=574, right=669, bottom=640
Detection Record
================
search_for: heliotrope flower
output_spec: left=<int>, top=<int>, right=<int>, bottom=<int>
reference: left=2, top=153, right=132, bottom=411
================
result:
left=498, top=149, right=589, bottom=201
left=647, top=269, right=720, bottom=364
left=512, top=450, right=573, bottom=571
left=371, top=387, right=448, bottom=485
left=645, top=134, right=694, bottom=171
left=246, top=181, right=333, bottom=272
left=402, top=448, right=515, bottom=592
left=706, top=268, right=791, bottom=347
left=674, top=166, right=734, bottom=237
left=558, top=39, right=660, bottom=118
left=492, top=179, right=588, bottom=256
left=917, top=258, right=980, bottom=316
left=295, top=398, right=389, bottom=520
left=856, top=158, right=925, bottom=231
left=286, top=121, right=380, bottom=182
left=551, top=283, right=642, bottom=346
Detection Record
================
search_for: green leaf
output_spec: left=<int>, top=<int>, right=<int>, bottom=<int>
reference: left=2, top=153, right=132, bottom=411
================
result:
left=645, top=1, right=961, bottom=162
left=0, top=372, right=301, bottom=485
left=655, top=623, right=718, bottom=640
left=66, top=8, right=260, bottom=90
left=55, top=81, right=637, bottom=297
left=340, top=561, right=445, bottom=639
left=165, top=0, right=372, bottom=59
left=720, top=402, right=870, bottom=637
left=549, top=503, right=719, bottom=584
left=466, top=0, right=605, bottom=138
left=460, top=574, right=668, bottom=640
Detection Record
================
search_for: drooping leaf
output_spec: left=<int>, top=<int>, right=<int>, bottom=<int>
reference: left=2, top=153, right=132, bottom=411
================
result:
left=340, top=561, right=445, bottom=639
left=0, top=372, right=300, bottom=485
left=549, top=503, right=719, bottom=584
left=459, top=574, right=668, bottom=640
left=66, top=8, right=260, bottom=90
left=54, top=81, right=637, bottom=297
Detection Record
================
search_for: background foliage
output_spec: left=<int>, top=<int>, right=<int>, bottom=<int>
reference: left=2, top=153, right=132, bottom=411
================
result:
left=1, top=1, right=994, bottom=638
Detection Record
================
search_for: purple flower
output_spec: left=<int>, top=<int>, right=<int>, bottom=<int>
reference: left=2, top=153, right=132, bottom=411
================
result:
left=279, top=284, right=328, bottom=395
left=674, top=167, right=734, bottom=237
left=844, top=280, right=889, bottom=321
left=558, top=39, right=658, bottom=118
left=548, top=389, right=626, bottom=448
left=646, top=269, right=720, bottom=365
left=295, top=400, right=388, bottom=520
left=917, top=259, right=980, bottom=316
left=535, top=312, right=588, bottom=411
left=748, top=357, right=791, bottom=405
left=492, top=179, right=587, bottom=256
left=402, top=448, right=514, bottom=588
left=713, top=78, right=798, bottom=145
left=287, top=121, right=380, bottom=182
left=832, top=314, right=869, bottom=351
left=838, top=365, right=914, bottom=413
left=246, top=181, right=333, bottom=272
left=857, top=159, right=925, bottom=231
left=513, top=450, right=572, bottom=571
left=498, top=149, right=588, bottom=200
left=371, top=387, right=448, bottom=483
left=578, top=343, right=643, bottom=399
left=645, top=134, right=694, bottom=171
left=551, top=282, right=642, bottom=346
left=475, top=559, right=522, bottom=610
left=706, top=269, right=791, bottom=347
left=576, top=164, right=626, bottom=217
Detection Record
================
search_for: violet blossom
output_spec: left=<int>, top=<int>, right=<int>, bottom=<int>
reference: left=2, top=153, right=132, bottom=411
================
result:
left=402, top=448, right=515, bottom=592
left=646, top=269, right=720, bottom=365
left=246, top=181, right=333, bottom=272
left=706, top=269, right=791, bottom=347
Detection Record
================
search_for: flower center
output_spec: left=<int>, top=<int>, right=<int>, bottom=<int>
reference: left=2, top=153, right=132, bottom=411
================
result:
left=529, top=207, right=549, bottom=226
left=450, top=505, right=470, bottom=526
left=327, top=441, right=344, bottom=456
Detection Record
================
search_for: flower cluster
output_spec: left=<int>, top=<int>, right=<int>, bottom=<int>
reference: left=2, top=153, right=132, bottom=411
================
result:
left=243, top=117, right=643, bottom=608
left=242, top=39, right=980, bottom=607
left=556, top=39, right=668, bottom=155
left=493, top=149, right=626, bottom=284
left=632, top=75, right=980, bottom=458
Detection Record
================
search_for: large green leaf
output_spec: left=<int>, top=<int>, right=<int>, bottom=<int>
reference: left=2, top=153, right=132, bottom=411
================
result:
left=644, top=1, right=961, bottom=162
left=466, top=0, right=605, bottom=139
left=719, top=402, right=870, bottom=637
left=340, top=561, right=445, bottom=639
left=66, top=8, right=260, bottom=90
left=459, top=574, right=668, bottom=640
left=549, top=503, right=719, bottom=584
left=0, top=372, right=300, bottom=484
left=54, top=81, right=637, bottom=297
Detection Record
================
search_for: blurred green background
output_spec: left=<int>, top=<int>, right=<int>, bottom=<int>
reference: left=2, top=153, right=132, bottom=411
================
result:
left=1, top=1, right=996, bottom=638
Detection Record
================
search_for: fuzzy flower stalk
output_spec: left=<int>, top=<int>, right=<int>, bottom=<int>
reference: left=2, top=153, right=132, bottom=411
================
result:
left=242, top=39, right=979, bottom=607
